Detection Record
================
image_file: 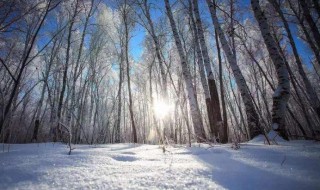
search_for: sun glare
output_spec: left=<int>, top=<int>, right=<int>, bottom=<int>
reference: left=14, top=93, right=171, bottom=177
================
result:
left=153, top=100, right=174, bottom=119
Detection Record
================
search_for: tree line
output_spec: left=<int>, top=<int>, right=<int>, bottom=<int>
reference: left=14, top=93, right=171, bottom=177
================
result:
left=0, top=0, right=319, bottom=145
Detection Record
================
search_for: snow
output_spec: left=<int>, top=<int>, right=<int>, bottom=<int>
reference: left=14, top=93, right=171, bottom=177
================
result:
left=1, top=141, right=320, bottom=189
left=249, top=130, right=286, bottom=144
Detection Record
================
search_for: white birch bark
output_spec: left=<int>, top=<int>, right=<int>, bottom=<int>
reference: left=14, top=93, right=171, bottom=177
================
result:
left=188, top=0, right=212, bottom=130
left=164, top=0, right=206, bottom=141
left=269, top=0, right=320, bottom=118
left=193, top=0, right=215, bottom=82
left=251, top=0, right=290, bottom=139
left=206, top=0, right=261, bottom=139
left=193, top=0, right=225, bottom=142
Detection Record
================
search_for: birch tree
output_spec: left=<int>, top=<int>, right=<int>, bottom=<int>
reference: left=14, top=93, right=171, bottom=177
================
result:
left=251, top=0, right=290, bottom=139
left=122, top=0, right=138, bottom=143
left=55, top=0, right=80, bottom=141
left=188, top=1, right=212, bottom=139
left=0, top=0, right=60, bottom=140
left=192, top=0, right=225, bottom=142
left=206, top=0, right=261, bottom=139
left=164, top=0, right=206, bottom=142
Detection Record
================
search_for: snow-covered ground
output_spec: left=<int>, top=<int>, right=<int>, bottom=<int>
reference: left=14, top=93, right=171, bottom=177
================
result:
left=1, top=139, right=320, bottom=189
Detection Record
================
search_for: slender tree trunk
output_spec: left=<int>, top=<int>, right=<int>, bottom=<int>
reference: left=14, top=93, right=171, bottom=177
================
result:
left=70, top=0, right=94, bottom=141
left=299, top=0, right=320, bottom=50
left=215, top=29, right=229, bottom=143
left=32, top=40, right=57, bottom=141
left=269, top=0, right=320, bottom=118
left=188, top=0, right=215, bottom=140
left=123, top=3, right=137, bottom=143
left=251, top=0, right=290, bottom=139
left=115, top=49, right=123, bottom=143
left=56, top=0, right=79, bottom=142
left=142, top=0, right=167, bottom=98
left=242, top=39, right=306, bottom=136
left=192, top=0, right=225, bottom=142
left=290, top=5, right=320, bottom=66
left=141, top=0, right=172, bottom=140
left=272, top=32, right=316, bottom=137
left=165, top=0, right=206, bottom=142
left=0, top=0, right=53, bottom=136
left=206, top=0, right=261, bottom=139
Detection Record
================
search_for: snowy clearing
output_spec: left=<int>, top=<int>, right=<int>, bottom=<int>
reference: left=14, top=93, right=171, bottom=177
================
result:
left=1, top=140, right=320, bottom=190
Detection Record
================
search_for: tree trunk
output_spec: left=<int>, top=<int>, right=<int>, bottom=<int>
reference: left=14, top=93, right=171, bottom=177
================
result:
left=192, top=0, right=225, bottom=142
left=69, top=0, right=94, bottom=142
left=289, top=2, right=320, bottom=66
left=299, top=0, right=320, bottom=50
left=0, top=0, right=52, bottom=137
left=123, top=2, right=137, bottom=143
left=206, top=0, right=261, bottom=139
left=188, top=0, right=215, bottom=140
left=143, top=0, right=168, bottom=98
left=165, top=0, right=206, bottom=142
left=215, top=29, right=229, bottom=142
left=269, top=0, right=320, bottom=119
left=56, top=0, right=79, bottom=141
left=251, top=0, right=290, bottom=140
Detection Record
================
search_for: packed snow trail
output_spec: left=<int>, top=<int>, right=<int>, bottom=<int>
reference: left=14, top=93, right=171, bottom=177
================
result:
left=1, top=141, right=320, bottom=189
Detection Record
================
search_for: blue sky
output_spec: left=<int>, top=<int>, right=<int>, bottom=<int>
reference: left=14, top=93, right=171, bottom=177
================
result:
left=129, top=0, right=314, bottom=69
left=36, top=0, right=313, bottom=69
left=130, top=25, right=145, bottom=62
left=129, top=0, right=165, bottom=62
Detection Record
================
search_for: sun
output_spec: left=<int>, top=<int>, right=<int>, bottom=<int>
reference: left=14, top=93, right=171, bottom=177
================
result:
left=153, top=100, right=174, bottom=119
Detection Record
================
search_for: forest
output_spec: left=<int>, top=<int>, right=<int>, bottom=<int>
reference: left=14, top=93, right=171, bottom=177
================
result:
left=1, top=0, right=320, bottom=189
left=0, top=0, right=320, bottom=146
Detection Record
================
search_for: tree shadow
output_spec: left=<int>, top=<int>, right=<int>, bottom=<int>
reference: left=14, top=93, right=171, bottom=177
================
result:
left=188, top=145, right=320, bottom=190
left=107, top=143, right=142, bottom=152
left=0, top=168, right=45, bottom=189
